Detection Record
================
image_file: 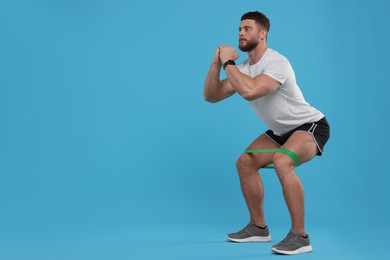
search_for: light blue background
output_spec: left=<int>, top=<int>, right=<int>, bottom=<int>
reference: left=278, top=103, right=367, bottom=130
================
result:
left=1, top=0, right=389, bottom=259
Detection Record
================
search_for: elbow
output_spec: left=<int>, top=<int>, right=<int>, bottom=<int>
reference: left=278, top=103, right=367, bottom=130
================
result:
left=203, top=89, right=220, bottom=103
left=241, top=91, right=258, bottom=101
left=241, top=87, right=270, bottom=101
left=242, top=94, right=255, bottom=101
left=204, top=94, right=219, bottom=103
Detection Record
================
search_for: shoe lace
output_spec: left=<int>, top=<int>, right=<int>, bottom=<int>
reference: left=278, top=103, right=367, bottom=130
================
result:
left=240, top=223, right=258, bottom=235
left=240, top=223, right=252, bottom=233
left=245, top=223, right=253, bottom=229
left=280, top=233, right=297, bottom=245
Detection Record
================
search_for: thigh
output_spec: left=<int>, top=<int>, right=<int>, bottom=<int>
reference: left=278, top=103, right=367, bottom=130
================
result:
left=281, top=131, right=319, bottom=165
left=241, top=134, right=280, bottom=169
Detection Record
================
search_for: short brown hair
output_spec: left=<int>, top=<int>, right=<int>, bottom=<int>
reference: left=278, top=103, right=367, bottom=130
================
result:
left=241, top=11, right=270, bottom=32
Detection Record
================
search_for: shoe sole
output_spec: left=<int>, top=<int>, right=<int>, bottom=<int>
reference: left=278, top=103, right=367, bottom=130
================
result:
left=227, top=235, right=271, bottom=243
left=271, top=245, right=313, bottom=255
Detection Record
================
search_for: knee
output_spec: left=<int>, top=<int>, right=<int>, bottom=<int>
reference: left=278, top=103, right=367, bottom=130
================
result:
left=273, top=152, right=295, bottom=178
left=236, top=153, right=253, bottom=170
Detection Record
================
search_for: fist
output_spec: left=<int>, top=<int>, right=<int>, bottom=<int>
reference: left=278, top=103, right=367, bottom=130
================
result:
left=218, top=46, right=239, bottom=64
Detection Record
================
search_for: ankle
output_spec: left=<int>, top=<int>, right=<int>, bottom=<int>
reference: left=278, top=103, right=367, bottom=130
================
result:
left=255, top=224, right=267, bottom=229
left=253, top=222, right=267, bottom=229
left=292, top=227, right=306, bottom=237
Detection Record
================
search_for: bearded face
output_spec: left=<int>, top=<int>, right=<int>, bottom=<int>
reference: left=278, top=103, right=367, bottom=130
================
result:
left=238, top=19, right=265, bottom=52
left=238, top=37, right=260, bottom=52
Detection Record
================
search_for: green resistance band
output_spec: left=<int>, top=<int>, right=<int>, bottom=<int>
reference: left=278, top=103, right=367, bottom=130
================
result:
left=245, top=148, right=299, bottom=169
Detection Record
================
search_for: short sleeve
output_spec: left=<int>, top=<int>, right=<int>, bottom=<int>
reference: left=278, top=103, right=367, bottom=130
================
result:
left=262, top=57, right=292, bottom=85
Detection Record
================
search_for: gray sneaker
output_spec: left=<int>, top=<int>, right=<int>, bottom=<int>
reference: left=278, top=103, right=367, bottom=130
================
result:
left=272, top=229, right=313, bottom=255
left=227, top=222, right=271, bottom=242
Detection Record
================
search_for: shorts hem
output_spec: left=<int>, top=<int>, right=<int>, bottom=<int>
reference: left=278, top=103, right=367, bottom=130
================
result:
left=264, top=132, right=282, bottom=147
left=294, top=130, right=323, bottom=156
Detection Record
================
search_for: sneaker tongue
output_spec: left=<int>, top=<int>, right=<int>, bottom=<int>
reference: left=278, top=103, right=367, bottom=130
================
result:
left=289, top=229, right=300, bottom=236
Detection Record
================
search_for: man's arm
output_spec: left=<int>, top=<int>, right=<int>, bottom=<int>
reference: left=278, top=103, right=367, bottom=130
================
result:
left=220, top=46, right=280, bottom=101
left=225, top=66, right=280, bottom=101
left=203, top=48, right=236, bottom=103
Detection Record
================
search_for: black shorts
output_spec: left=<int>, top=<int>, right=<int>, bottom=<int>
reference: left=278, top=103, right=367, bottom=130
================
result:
left=265, top=117, right=330, bottom=155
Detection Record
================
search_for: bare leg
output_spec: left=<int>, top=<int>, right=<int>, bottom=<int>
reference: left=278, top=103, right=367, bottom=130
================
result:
left=273, top=132, right=318, bottom=236
left=236, top=134, right=279, bottom=227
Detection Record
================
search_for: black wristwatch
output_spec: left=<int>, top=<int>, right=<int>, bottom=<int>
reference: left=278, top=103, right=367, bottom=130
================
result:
left=223, top=60, right=236, bottom=70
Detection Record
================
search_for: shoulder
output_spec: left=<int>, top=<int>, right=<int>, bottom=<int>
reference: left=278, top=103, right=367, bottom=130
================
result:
left=262, top=49, right=294, bottom=84
left=265, top=49, right=289, bottom=64
left=263, top=49, right=293, bottom=73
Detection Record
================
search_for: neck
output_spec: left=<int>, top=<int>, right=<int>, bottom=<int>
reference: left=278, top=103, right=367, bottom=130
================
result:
left=248, top=43, right=268, bottom=65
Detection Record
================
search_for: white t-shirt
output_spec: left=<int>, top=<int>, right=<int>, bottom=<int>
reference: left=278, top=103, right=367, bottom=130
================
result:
left=237, top=48, right=324, bottom=135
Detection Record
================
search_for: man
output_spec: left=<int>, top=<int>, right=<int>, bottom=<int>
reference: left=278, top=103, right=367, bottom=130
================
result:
left=203, top=11, right=330, bottom=255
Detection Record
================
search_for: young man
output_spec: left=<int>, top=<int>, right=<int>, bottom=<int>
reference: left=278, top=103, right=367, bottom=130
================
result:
left=203, top=11, right=330, bottom=255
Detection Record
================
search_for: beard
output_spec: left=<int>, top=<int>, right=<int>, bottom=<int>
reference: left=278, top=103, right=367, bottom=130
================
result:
left=238, top=38, right=259, bottom=52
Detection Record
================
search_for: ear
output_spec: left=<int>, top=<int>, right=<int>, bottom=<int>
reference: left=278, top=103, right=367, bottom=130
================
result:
left=260, top=29, right=267, bottom=41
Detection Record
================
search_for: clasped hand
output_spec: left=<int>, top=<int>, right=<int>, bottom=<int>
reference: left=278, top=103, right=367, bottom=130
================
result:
left=213, top=45, right=240, bottom=65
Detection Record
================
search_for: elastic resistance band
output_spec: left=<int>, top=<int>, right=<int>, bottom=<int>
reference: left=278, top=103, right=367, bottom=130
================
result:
left=245, top=148, right=299, bottom=169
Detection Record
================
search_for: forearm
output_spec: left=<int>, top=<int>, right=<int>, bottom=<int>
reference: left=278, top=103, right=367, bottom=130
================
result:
left=224, top=65, right=258, bottom=100
left=224, top=62, right=279, bottom=101
left=203, top=63, right=223, bottom=102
